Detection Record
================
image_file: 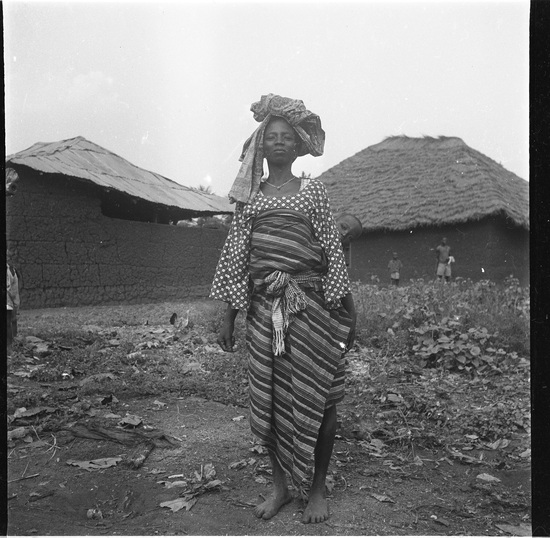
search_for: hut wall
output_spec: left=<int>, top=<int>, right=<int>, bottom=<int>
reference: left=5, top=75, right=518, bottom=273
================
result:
left=347, top=218, right=529, bottom=286
left=6, top=172, right=228, bottom=309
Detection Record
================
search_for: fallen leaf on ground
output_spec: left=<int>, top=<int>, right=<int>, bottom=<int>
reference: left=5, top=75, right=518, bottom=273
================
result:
left=25, top=336, right=44, bottom=344
left=66, top=457, right=122, bottom=471
left=359, top=438, right=387, bottom=456
left=12, top=371, right=32, bottom=378
left=431, top=515, right=450, bottom=527
left=119, top=415, right=142, bottom=427
left=26, top=440, right=49, bottom=449
left=13, top=407, right=46, bottom=418
left=203, top=345, right=225, bottom=354
left=160, top=497, right=197, bottom=512
left=148, top=468, right=166, bottom=475
left=370, top=438, right=385, bottom=449
left=495, top=523, right=532, bottom=536
left=98, top=395, right=119, bottom=405
left=229, top=458, right=256, bottom=470
left=370, top=492, right=395, bottom=503
left=485, top=438, right=510, bottom=450
left=387, top=392, right=402, bottom=403
left=8, top=427, right=31, bottom=441
left=103, top=413, right=122, bottom=419
left=32, top=343, right=51, bottom=356
left=158, top=480, right=188, bottom=489
left=476, top=473, right=501, bottom=483
left=80, top=373, right=115, bottom=386
left=194, top=463, right=217, bottom=482
left=229, top=460, right=247, bottom=470
left=29, top=490, right=55, bottom=501
left=446, top=447, right=481, bottom=465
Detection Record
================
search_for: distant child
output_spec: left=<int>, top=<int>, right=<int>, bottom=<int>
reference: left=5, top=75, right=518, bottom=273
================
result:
left=6, top=261, right=21, bottom=356
left=388, top=252, right=403, bottom=286
left=6, top=169, right=21, bottom=356
left=435, top=237, right=452, bottom=282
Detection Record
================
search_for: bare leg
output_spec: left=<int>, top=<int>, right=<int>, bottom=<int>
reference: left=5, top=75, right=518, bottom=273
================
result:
left=254, top=449, right=293, bottom=520
left=302, top=405, right=337, bottom=524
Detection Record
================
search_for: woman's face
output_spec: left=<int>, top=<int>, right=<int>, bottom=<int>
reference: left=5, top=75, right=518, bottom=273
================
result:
left=263, top=118, right=299, bottom=165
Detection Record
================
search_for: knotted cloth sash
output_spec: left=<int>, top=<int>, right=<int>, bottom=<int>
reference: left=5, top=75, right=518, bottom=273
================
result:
left=228, top=94, right=325, bottom=204
left=249, top=209, right=327, bottom=355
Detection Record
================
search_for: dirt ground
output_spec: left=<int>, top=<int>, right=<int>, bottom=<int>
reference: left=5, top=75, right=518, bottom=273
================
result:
left=5, top=304, right=531, bottom=536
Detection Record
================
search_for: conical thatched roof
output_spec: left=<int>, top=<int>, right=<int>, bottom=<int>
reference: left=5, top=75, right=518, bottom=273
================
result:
left=6, top=136, right=233, bottom=215
left=319, top=136, right=529, bottom=232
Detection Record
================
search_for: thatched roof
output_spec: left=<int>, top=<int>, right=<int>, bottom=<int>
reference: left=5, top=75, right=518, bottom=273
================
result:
left=6, top=136, right=233, bottom=215
left=319, top=136, right=529, bottom=232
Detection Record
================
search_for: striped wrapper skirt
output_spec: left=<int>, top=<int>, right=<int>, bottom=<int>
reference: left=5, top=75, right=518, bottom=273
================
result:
left=246, top=282, right=352, bottom=488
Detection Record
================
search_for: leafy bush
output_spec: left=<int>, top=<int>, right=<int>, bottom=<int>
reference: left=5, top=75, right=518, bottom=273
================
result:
left=352, top=277, right=529, bottom=375
left=409, top=318, right=523, bottom=374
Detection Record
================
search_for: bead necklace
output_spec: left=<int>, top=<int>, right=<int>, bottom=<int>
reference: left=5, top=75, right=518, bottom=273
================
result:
left=263, top=176, right=296, bottom=190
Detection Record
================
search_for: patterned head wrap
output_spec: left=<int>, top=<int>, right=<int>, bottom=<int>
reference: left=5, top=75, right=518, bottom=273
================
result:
left=228, top=94, right=325, bottom=204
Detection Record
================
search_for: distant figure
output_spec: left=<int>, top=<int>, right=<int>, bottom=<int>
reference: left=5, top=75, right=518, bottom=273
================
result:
left=6, top=169, right=21, bottom=356
left=435, top=237, right=452, bottom=282
left=388, top=252, right=403, bottom=286
left=336, top=214, right=362, bottom=266
left=5, top=168, right=19, bottom=197
left=6, top=261, right=20, bottom=357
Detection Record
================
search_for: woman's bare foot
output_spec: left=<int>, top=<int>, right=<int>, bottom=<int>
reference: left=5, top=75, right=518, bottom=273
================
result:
left=254, top=491, right=293, bottom=520
left=302, top=490, right=329, bottom=523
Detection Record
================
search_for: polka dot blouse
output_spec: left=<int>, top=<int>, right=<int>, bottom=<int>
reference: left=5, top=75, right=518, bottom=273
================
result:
left=210, top=178, right=351, bottom=310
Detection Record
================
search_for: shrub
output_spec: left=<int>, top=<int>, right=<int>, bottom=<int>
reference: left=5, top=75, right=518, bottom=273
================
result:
left=352, top=277, right=529, bottom=375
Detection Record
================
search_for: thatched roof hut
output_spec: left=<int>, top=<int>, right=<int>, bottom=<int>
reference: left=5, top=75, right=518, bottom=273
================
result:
left=319, top=136, right=529, bottom=283
left=321, top=135, right=528, bottom=231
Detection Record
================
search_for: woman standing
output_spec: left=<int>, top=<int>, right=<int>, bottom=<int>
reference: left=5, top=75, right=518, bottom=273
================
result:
left=211, top=94, right=356, bottom=524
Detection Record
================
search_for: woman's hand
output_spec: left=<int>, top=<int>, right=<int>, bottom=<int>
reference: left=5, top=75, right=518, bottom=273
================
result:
left=217, top=321, right=236, bottom=352
left=217, top=305, right=239, bottom=352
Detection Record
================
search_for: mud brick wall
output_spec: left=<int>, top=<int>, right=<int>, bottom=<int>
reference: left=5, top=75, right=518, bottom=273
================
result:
left=6, top=172, right=229, bottom=309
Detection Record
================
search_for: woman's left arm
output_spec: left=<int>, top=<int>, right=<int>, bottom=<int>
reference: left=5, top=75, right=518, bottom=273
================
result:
left=312, top=181, right=351, bottom=306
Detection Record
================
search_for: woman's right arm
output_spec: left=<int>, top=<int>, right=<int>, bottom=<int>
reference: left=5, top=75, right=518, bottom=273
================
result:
left=217, top=304, right=240, bottom=352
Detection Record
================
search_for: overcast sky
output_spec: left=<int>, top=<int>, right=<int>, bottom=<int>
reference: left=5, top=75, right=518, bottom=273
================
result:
left=4, top=0, right=529, bottom=196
